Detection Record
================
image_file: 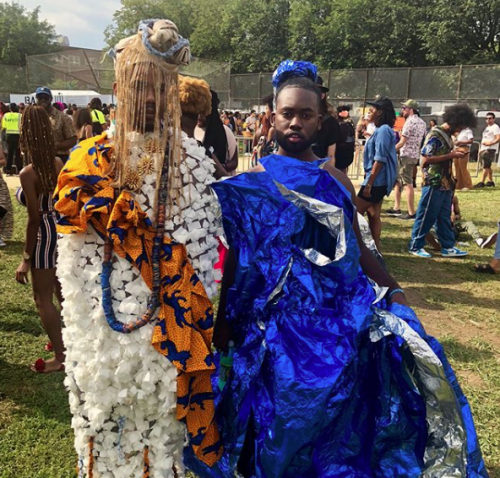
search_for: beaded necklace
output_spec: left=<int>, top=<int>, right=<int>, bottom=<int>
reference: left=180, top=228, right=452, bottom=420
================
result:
left=100, top=151, right=168, bottom=334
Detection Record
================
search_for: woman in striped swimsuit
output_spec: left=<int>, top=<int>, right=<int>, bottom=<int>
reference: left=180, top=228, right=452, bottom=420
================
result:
left=15, top=105, right=65, bottom=373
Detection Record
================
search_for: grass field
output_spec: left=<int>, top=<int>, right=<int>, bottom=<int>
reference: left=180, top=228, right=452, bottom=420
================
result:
left=1, top=186, right=499, bottom=478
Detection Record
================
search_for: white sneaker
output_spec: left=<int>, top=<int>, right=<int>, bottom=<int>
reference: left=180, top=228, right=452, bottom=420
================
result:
left=410, top=248, right=432, bottom=258
left=0, top=238, right=6, bottom=247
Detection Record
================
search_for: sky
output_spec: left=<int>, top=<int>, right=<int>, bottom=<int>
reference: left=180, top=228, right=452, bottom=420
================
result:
left=19, top=0, right=122, bottom=50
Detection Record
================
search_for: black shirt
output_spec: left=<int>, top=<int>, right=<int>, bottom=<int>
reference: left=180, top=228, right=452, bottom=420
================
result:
left=336, top=118, right=356, bottom=169
left=312, top=114, right=340, bottom=159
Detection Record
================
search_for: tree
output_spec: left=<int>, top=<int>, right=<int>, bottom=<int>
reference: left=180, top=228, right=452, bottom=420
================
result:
left=189, top=0, right=232, bottom=62
left=218, top=0, right=291, bottom=73
left=0, top=2, right=58, bottom=66
left=105, top=0, right=500, bottom=73
left=424, top=0, right=500, bottom=65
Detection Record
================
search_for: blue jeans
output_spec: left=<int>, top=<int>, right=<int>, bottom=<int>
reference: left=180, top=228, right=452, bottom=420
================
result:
left=494, top=221, right=500, bottom=260
left=410, top=186, right=455, bottom=251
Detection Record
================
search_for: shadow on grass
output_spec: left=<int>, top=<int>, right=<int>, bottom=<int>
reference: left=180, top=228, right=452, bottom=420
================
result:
left=406, top=285, right=500, bottom=312
left=487, top=465, right=500, bottom=478
left=0, top=313, right=44, bottom=336
left=439, top=336, right=494, bottom=364
left=0, top=241, right=25, bottom=252
left=384, top=254, right=475, bottom=285
left=0, top=356, right=70, bottom=424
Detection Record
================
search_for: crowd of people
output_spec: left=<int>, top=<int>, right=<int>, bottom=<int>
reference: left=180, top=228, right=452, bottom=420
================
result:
left=355, top=98, right=499, bottom=263
left=0, top=16, right=498, bottom=478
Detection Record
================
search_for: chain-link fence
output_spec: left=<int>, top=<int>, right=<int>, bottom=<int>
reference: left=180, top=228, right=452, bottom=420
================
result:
left=0, top=64, right=28, bottom=101
left=230, top=64, right=500, bottom=112
left=25, top=49, right=115, bottom=94
left=1, top=50, right=231, bottom=103
left=180, top=58, right=231, bottom=108
left=3, top=57, right=500, bottom=112
left=20, top=50, right=230, bottom=104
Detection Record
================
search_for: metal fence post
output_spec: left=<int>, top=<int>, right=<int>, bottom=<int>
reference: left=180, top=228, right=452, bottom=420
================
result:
left=228, top=59, right=232, bottom=109
left=406, top=67, right=412, bottom=100
left=363, top=68, right=369, bottom=114
left=456, top=64, right=463, bottom=101
left=82, top=50, right=100, bottom=91
left=25, top=54, right=30, bottom=90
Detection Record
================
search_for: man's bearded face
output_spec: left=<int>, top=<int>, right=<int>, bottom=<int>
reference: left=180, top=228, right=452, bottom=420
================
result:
left=273, top=87, right=321, bottom=155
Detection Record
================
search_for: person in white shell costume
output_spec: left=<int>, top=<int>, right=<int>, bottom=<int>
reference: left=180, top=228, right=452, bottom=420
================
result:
left=54, top=20, right=222, bottom=478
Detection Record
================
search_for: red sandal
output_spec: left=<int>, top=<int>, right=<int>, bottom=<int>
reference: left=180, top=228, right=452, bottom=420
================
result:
left=31, top=358, right=65, bottom=374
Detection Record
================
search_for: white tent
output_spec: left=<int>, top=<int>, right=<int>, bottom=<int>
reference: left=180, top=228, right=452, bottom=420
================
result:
left=10, top=90, right=114, bottom=107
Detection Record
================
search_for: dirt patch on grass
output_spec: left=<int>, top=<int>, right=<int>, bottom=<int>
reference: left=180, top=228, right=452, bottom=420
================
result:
left=405, top=286, right=500, bottom=350
left=457, top=369, right=488, bottom=390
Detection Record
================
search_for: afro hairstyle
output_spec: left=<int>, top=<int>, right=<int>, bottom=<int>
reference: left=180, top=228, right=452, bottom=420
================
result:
left=179, top=76, right=212, bottom=118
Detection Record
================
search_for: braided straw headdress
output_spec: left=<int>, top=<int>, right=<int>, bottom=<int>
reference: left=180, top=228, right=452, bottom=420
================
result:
left=110, top=19, right=191, bottom=213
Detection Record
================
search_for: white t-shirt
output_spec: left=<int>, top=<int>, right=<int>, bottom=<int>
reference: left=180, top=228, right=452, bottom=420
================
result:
left=366, top=122, right=376, bottom=136
left=455, top=128, right=474, bottom=149
left=481, top=123, right=500, bottom=152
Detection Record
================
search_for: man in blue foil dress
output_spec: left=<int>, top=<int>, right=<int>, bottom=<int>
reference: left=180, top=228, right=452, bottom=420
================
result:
left=185, top=61, right=489, bottom=478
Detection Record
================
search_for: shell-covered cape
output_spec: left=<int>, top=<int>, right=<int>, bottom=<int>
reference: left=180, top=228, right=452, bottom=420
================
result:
left=54, top=132, right=222, bottom=477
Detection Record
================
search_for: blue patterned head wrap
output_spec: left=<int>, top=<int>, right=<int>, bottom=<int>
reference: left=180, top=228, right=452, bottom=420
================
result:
left=272, top=60, right=318, bottom=89
left=108, top=18, right=191, bottom=66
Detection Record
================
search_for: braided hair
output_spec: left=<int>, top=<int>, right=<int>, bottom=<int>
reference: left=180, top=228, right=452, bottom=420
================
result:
left=20, top=106, right=57, bottom=195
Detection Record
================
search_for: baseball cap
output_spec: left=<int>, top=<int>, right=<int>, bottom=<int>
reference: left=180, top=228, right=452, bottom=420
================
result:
left=401, top=99, right=419, bottom=110
left=366, top=96, right=394, bottom=111
left=315, top=76, right=329, bottom=93
left=35, top=86, right=53, bottom=98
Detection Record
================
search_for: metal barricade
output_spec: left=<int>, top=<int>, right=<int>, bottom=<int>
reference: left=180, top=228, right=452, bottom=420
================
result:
left=234, top=136, right=367, bottom=178
left=236, top=136, right=255, bottom=172
left=347, top=141, right=365, bottom=181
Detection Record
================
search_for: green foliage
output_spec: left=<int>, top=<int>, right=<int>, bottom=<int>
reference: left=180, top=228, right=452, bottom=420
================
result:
left=0, top=2, right=58, bottom=66
left=0, top=64, right=27, bottom=92
left=424, top=0, right=500, bottom=65
left=106, top=0, right=500, bottom=73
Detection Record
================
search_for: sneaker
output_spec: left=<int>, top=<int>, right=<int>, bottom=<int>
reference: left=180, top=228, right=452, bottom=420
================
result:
left=485, top=181, right=495, bottom=187
left=410, top=248, right=432, bottom=258
left=400, top=213, right=416, bottom=220
left=474, top=182, right=485, bottom=188
left=441, top=247, right=468, bottom=257
left=481, top=232, right=498, bottom=249
left=386, top=208, right=402, bottom=215
left=0, top=238, right=6, bottom=247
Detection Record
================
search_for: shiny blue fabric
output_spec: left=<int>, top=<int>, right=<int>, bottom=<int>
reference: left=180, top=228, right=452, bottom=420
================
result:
left=185, top=154, right=488, bottom=478
left=271, top=60, right=318, bottom=89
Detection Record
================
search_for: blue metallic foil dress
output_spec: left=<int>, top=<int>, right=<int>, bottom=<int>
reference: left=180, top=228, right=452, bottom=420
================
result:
left=185, top=154, right=488, bottom=478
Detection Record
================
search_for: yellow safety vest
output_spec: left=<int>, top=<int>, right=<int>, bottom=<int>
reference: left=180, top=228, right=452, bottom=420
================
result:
left=1, top=112, right=21, bottom=134
left=91, top=109, right=106, bottom=124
